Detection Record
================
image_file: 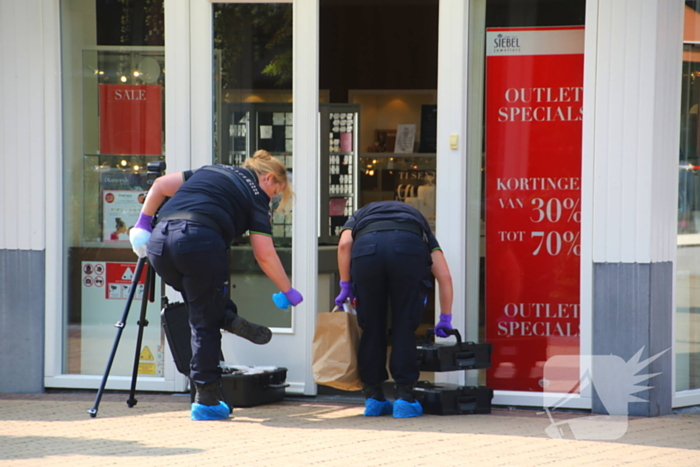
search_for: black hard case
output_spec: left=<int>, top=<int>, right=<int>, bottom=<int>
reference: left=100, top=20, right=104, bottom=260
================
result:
left=160, top=301, right=288, bottom=407
left=414, top=382, right=494, bottom=415
left=160, top=302, right=194, bottom=377
left=416, top=328, right=492, bottom=372
left=219, top=366, right=288, bottom=408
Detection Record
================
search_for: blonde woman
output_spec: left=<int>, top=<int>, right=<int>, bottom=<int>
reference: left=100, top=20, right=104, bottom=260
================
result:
left=129, top=150, right=302, bottom=421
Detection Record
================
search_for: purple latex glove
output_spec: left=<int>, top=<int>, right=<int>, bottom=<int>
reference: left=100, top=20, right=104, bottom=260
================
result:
left=434, top=314, right=452, bottom=338
left=284, top=287, right=303, bottom=306
left=134, top=212, right=154, bottom=232
left=334, top=280, right=355, bottom=307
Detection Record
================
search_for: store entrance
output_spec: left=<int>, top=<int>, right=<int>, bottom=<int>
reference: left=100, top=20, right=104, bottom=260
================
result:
left=319, top=0, right=440, bottom=394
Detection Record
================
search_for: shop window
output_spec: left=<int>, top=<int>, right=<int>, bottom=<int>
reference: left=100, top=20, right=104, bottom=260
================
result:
left=212, top=3, right=295, bottom=329
left=60, top=0, right=166, bottom=377
left=675, top=1, right=700, bottom=392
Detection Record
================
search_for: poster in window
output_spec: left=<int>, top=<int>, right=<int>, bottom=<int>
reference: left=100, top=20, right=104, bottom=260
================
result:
left=99, top=84, right=162, bottom=155
left=102, top=190, right=147, bottom=242
left=484, top=26, right=584, bottom=392
left=80, top=260, right=164, bottom=376
left=394, top=124, right=416, bottom=154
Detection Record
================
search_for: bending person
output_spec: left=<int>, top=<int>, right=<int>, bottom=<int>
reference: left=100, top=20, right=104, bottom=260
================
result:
left=129, top=150, right=303, bottom=421
left=335, top=200, right=453, bottom=418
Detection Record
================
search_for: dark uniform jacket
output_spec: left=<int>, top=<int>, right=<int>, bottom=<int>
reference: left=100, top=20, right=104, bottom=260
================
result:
left=158, top=165, right=272, bottom=244
left=342, top=200, right=441, bottom=251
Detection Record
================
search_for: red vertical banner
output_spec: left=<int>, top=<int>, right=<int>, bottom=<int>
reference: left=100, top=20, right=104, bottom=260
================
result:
left=99, top=84, right=162, bottom=155
left=485, top=27, right=584, bottom=392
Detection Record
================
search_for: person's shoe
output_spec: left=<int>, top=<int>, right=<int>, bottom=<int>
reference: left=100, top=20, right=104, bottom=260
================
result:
left=364, top=398, right=393, bottom=417
left=392, top=399, right=423, bottom=418
left=223, top=308, right=272, bottom=345
left=191, top=381, right=230, bottom=420
left=395, top=383, right=416, bottom=403
left=191, top=401, right=230, bottom=420
left=194, top=381, right=221, bottom=406
left=363, top=383, right=386, bottom=401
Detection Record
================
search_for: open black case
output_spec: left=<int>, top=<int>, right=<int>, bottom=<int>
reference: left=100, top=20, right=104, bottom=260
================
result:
left=161, top=301, right=288, bottom=408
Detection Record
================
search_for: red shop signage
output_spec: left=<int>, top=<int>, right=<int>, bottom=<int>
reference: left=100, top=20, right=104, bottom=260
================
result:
left=105, top=262, right=149, bottom=300
left=99, top=84, right=162, bottom=156
left=485, top=27, right=584, bottom=392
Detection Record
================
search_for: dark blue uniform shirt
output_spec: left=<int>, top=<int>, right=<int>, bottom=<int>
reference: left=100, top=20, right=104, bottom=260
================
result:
left=342, top=200, right=441, bottom=251
left=158, top=165, right=272, bottom=244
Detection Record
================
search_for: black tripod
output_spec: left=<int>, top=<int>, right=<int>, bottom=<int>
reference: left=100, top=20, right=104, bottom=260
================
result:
left=88, top=161, right=165, bottom=418
left=88, top=255, right=157, bottom=417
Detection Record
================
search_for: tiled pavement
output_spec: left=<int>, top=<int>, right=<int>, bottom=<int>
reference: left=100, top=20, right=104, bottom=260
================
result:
left=1, top=392, right=699, bottom=466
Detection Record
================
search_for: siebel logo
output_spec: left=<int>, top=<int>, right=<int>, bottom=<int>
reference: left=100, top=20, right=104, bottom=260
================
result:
left=494, top=33, right=520, bottom=51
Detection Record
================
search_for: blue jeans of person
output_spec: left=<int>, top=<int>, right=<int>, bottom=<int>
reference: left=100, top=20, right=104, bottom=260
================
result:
left=147, top=219, right=228, bottom=385
left=350, top=229, right=432, bottom=386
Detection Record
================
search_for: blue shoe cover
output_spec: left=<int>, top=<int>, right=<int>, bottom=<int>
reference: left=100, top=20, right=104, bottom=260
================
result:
left=393, top=399, right=423, bottom=418
left=191, top=401, right=230, bottom=421
left=364, top=398, right=393, bottom=417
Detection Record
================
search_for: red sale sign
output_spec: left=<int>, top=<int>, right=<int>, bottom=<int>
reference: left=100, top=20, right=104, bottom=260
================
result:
left=485, top=27, right=584, bottom=392
left=99, top=84, right=162, bottom=155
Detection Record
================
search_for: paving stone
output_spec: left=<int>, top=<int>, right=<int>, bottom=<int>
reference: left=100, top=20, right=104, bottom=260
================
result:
left=0, top=393, right=699, bottom=466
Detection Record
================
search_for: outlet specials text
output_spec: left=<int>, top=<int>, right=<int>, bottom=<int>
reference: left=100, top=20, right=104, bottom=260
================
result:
left=497, top=303, right=580, bottom=337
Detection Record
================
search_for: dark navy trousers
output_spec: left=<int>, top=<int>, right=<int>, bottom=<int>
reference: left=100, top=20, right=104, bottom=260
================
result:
left=350, top=229, right=432, bottom=386
left=147, top=220, right=229, bottom=385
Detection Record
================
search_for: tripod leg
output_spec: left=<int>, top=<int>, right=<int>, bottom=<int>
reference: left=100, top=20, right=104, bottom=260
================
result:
left=88, top=256, right=147, bottom=418
left=127, top=259, right=155, bottom=408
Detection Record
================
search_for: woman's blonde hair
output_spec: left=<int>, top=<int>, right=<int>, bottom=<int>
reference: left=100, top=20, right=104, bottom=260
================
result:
left=243, top=149, right=294, bottom=211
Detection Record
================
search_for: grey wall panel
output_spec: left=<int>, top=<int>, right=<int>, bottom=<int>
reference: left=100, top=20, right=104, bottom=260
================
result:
left=0, top=250, right=45, bottom=393
left=648, top=262, right=673, bottom=417
left=592, top=262, right=672, bottom=417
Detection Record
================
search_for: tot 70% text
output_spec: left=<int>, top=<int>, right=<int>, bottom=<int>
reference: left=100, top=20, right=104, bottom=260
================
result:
left=497, top=230, right=581, bottom=256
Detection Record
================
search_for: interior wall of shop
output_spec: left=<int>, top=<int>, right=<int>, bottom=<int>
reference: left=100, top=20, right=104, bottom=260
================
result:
left=0, top=0, right=60, bottom=393
left=585, top=0, right=683, bottom=416
left=319, top=1, right=439, bottom=102
left=319, top=0, right=587, bottom=103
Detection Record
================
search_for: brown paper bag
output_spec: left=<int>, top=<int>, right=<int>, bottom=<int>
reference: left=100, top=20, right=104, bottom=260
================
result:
left=312, top=306, right=363, bottom=391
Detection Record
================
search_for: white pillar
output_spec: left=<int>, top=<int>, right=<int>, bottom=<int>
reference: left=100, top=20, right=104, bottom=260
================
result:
left=293, top=0, right=319, bottom=396
left=187, top=0, right=210, bottom=169
left=583, top=0, right=683, bottom=416
left=434, top=0, right=475, bottom=386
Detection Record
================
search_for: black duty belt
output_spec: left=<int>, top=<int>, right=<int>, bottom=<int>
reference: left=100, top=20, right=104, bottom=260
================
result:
left=157, top=211, right=223, bottom=236
left=354, top=220, right=427, bottom=243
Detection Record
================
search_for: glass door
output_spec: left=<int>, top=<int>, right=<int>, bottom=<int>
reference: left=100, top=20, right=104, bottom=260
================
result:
left=192, top=0, right=317, bottom=394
